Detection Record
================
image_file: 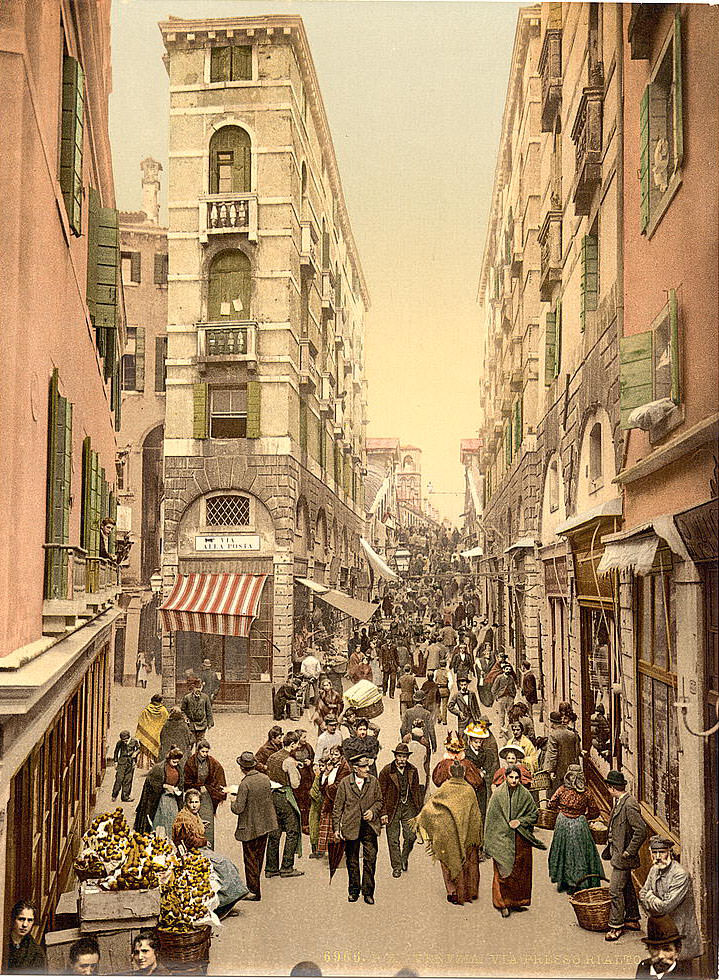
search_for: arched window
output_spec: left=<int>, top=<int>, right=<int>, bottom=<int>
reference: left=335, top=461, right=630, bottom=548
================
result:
left=207, top=250, right=251, bottom=320
left=209, top=126, right=251, bottom=195
left=589, top=422, right=603, bottom=484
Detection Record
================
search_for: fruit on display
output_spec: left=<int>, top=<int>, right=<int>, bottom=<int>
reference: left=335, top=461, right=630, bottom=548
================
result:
left=158, top=852, right=214, bottom=933
left=75, top=810, right=177, bottom=889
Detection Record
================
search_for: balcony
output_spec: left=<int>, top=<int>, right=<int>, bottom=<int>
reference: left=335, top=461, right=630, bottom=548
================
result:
left=200, top=193, right=258, bottom=244
left=42, top=546, right=119, bottom=635
left=196, top=321, right=258, bottom=371
left=322, top=270, right=335, bottom=314
left=319, top=373, right=334, bottom=417
left=299, top=338, right=318, bottom=392
left=539, top=29, right=562, bottom=132
left=352, top=361, right=363, bottom=391
left=571, top=85, right=604, bottom=216
left=538, top=210, right=562, bottom=301
left=300, top=219, right=319, bottom=275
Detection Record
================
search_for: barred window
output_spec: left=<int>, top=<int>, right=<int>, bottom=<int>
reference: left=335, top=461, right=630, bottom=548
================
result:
left=206, top=494, right=250, bottom=527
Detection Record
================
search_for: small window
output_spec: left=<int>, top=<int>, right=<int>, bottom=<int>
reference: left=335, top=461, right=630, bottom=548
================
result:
left=210, top=45, right=252, bottom=83
left=154, top=253, right=168, bottom=285
left=549, top=459, right=559, bottom=513
left=589, top=422, right=603, bottom=485
left=209, top=127, right=251, bottom=195
left=121, top=354, right=136, bottom=391
left=121, top=251, right=141, bottom=284
left=206, top=493, right=250, bottom=527
left=210, top=385, right=247, bottom=438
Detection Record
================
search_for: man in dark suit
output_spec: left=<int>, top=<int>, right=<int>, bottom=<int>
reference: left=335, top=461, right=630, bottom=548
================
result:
left=333, top=752, right=384, bottom=904
left=544, top=710, right=581, bottom=793
left=447, top=674, right=481, bottom=731
left=635, top=914, right=691, bottom=977
left=378, top=743, right=423, bottom=878
left=603, top=770, right=647, bottom=942
left=380, top=640, right=399, bottom=698
left=400, top=690, right=436, bottom=751
left=231, top=752, right=279, bottom=900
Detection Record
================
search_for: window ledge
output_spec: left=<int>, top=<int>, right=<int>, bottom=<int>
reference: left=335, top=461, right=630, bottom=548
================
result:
left=645, top=170, right=682, bottom=241
left=588, top=478, right=605, bottom=495
left=206, top=79, right=255, bottom=88
left=123, top=280, right=141, bottom=288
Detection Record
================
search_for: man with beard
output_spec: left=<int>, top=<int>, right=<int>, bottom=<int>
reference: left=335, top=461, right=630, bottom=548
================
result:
left=639, top=837, right=703, bottom=970
left=379, top=743, right=423, bottom=877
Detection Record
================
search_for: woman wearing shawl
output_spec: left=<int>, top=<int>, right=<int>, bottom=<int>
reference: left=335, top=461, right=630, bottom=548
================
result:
left=546, top=764, right=605, bottom=893
left=134, top=746, right=184, bottom=835
left=158, top=706, right=194, bottom=764
left=414, top=761, right=482, bottom=905
left=183, top=739, right=227, bottom=849
left=172, top=789, right=248, bottom=918
left=484, top=765, right=547, bottom=916
left=316, top=746, right=350, bottom=855
left=312, top=679, right=344, bottom=735
left=135, top=694, right=169, bottom=770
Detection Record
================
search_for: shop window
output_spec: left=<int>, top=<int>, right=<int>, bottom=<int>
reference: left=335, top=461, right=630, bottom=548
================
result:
left=636, top=571, right=680, bottom=833
left=588, top=422, right=603, bottom=487
left=210, top=385, right=247, bottom=438
left=209, top=127, right=251, bottom=195
left=205, top=493, right=250, bottom=527
left=210, top=45, right=252, bottom=83
left=581, top=608, right=614, bottom=765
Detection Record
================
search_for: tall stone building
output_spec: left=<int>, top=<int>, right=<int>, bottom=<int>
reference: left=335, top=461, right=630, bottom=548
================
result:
left=0, top=0, right=122, bottom=939
left=158, top=16, right=369, bottom=710
left=117, top=159, right=169, bottom=683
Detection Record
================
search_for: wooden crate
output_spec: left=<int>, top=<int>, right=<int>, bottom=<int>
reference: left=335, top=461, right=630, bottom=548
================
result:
left=79, top=883, right=160, bottom=933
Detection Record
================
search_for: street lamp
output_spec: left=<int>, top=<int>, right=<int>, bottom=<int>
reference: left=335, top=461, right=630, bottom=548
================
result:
left=150, top=570, right=163, bottom=595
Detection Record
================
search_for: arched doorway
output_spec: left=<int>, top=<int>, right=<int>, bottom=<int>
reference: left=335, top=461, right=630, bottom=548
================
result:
left=141, top=424, right=164, bottom=583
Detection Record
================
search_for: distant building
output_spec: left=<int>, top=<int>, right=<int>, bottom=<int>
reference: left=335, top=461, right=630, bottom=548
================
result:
left=0, top=0, right=123, bottom=937
left=117, top=159, right=169, bottom=683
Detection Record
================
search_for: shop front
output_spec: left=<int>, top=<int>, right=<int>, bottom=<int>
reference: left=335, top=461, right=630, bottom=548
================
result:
left=539, top=543, right=571, bottom=711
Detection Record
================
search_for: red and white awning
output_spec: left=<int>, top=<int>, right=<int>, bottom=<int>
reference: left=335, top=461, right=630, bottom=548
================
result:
left=160, top=573, right=268, bottom=637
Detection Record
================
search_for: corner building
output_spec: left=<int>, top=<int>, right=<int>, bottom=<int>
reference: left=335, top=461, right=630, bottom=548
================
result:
left=159, top=16, right=369, bottom=710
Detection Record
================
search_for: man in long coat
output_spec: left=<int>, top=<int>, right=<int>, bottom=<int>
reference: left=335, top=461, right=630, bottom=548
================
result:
left=602, top=770, right=647, bottom=942
left=544, top=710, right=581, bottom=793
left=378, top=744, right=423, bottom=877
left=400, top=690, right=436, bottom=752
left=639, top=836, right=703, bottom=966
left=180, top=680, right=214, bottom=743
left=232, top=752, right=279, bottom=900
left=333, top=752, right=384, bottom=904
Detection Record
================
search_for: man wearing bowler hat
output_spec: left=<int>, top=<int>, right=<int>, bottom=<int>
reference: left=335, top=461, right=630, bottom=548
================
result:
left=634, top=915, right=692, bottom=978
left=333, top=752, right=384, bottom=904
left=379, top=744, right=423, bottom=878
left=639, top=836, right=703, bottom=969
left=231, top=751, right=278, bottom=901
left=400, top=688, right=436, bottom=752
left=603, top=770, right=647, bottom=942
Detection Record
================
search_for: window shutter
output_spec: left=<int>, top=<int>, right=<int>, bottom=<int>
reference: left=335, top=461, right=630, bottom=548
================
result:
left=81, top=437, right=93, bottom=558
left=322, top=230, right=330, bottom=269
left=673, top=14, right=684, bottom=168
left=580, top=234, right=599, bottom=331
left=193, top=382, right=209, bottom=439
left=45, top=370, right=71, bottom=598
left=299, top=398, right=308, bottom=452
left=91, top=450, right=100, bottom=569
left=86, top=187, right=99, bottom=329
left=544, top=312, right=557, bottom=386
left=505, top=421, right=512, bottom=467
left=246, top=380, right=261, bottom=439
left=130, top=252, right=141, bottom=283
left=640, top=86, right=651, bottom=232
left=620, top=331, right=654, bottom=428
left=112, top=357, right=122, bottom=431
left=210, top=46, right=230, bottom=83
left=155, top=336, right=167, bottom=392
left=60, top=55, right=84, bottom=235
left=154, top=253, right=168, bottom=284
left=109, top=490, right=117, bottom=555
left=96, top=204, right=120, bottom=374
left=231, top=45, right=252, bottom=81
left=514, top=397, right=522, bottom=452
left=669, top=289, right=680, bottom=404
left=135, top=326, right=145, bottom=391
left=556, top=301, right=562, bottom=377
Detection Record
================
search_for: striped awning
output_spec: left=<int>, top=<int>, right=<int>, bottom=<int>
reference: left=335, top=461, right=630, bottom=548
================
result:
left=160, top=573, right=268, bottom=637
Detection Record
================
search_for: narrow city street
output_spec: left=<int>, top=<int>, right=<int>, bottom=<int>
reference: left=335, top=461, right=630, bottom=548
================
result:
left=95, top=677, right=645, bottom=978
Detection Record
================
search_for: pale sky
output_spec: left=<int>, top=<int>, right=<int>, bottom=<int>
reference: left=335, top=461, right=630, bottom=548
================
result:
left=110, top=0, right=522, bottom=523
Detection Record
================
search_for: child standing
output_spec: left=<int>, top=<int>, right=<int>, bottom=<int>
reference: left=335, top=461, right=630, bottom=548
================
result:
left=112, top=730, right=140, bottom=803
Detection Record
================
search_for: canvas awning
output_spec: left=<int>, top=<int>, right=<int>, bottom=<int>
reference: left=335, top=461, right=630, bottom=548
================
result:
left=294, top=577, right=329, bottom=594
left=555, top=497, right=623, bottom=536
left=601, top=515, right=692, bottom=562
left=460, top=546, right=484, bottom=558
left=596, top=536, right=659, bottom=577
left=467, top=471, right=482, bottom=515
left=160, top=573, right=268, bottom=637
left=368, top=475, right=391, bottom=516
left=319, top=590, right=379, bottom=623
left=504, top=537, right=536, bottom=554
left=360, top=537, right=400, bottom=582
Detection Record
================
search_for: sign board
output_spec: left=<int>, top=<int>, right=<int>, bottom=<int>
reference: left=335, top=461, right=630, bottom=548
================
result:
left=195, top=534, right=260, bottom=552
left=116, top=505, right=132, bottom=532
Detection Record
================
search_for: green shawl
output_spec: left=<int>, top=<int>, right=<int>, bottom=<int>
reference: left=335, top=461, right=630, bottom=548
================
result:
left=413, top=777, right=482, bottom=881
left=484, top=781, right=546, bottom=878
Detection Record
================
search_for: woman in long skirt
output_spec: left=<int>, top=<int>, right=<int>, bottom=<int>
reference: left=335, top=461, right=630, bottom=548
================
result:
left=316, top=747, right=350, bottom=855
left=547, top=765, right=606, bottom=893
left=134, top=746, right=184, bottom=837
left=182, top=739, right=227, bottom=849
left=484, top=766, right=547, bottom=916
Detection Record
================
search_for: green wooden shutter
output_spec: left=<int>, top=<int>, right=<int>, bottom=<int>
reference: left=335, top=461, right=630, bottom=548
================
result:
left=580, top=234, right=599, bottom=331
left=505, top=421, right=512, bottom=467
left=207, top=251, right=251, bottom=319
left=673, top=14, right=684, bottom=168
left=193, top=383, right=209, bottom=439
left=640, top=86, right=651, bottom=232
left=135, top=327, right=145, bottom=392
left=209, top=127, right=251, bottom=195
left=96, top=203, right=119, bottom=374
left=60, top=55, right=84, bottom=235
left=210, top=47, right=230, bottom=83
left=109, top=490, right=117, bottom=556
left=620, top=331, right=654, bottom=428
left=113, top=356, right=122, bottom=431
left=45, top=370, right=71, bottom=598
left=669, top=289, right=680, bottom=404
left=231, top=46, right=252, bottom=81
left=246, top=380, right=261, bottom=439
left=154, top=253, right=168, bottom=284
left=545, top=312, right=557, bottom=386
left=82, top=437, right=92, bottom=553
left=86, top=187, right=99, bottom=331
left=299, top=398, right=308, bottom=452
left=155, top=337, right=167, bottom=392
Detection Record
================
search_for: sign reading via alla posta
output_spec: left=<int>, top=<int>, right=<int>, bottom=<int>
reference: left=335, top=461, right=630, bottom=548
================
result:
left=195, top=534, right=261, bottom=552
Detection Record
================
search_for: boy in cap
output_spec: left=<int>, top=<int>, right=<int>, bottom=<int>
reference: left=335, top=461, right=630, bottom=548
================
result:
left=379, top=744, right=423, bottom=877
left=639, top=836, right=703, bottom=967
left=634, top=915, right=690, bottom=978
left=315, top=714, right=342, bottom=767
left=603, top=770, right=647, bottom=942
left=112, top=730, right=140, bottom=802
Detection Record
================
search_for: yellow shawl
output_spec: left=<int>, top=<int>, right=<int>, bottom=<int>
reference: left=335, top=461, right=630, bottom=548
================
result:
left=135, top=703, right=169, bottom=757
left=414, top=777, right=482, bottom=881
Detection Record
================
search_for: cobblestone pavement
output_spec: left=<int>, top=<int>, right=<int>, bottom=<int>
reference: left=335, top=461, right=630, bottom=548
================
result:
left=94, top=676, right=646, bottom=978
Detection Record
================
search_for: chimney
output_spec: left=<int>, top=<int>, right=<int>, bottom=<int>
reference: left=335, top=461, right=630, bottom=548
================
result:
left=140, top=157, right=162, bottom=224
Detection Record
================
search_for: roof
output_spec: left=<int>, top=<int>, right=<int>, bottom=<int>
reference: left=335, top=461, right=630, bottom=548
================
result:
left=366, top=438, right=400, bottom=451
left=158, top=14, right=370, bottom=309
left=460, top=438, right=482, bottom=452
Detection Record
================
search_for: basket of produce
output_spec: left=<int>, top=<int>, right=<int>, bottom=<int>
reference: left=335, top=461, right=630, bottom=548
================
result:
left=354, top=699, right=384, bottom=720
left=157, top=924, right=211, bottom=964
left=344, top=680, right=383, bottom=719
left=569, top=875, right=611, bottom=932
left=535, top=806, right=557, bottom=830
left=589, top=820, right=608, bottom=845
left=530, top=769, right=552, bottom=792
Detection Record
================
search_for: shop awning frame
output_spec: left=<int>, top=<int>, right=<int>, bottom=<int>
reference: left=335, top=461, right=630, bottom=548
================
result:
left=596, top=536, right=659, bottom=577
left=294, top=577, right=329, bottom=594
left=360, top=537, right=400, bottom=582
left=294, top=577, right=380, bottom=624
left=160, top=572, right=268, bottom=637
left=555, top=497, right=623, bottom=536
left=460, top=546, right=484, bottom=558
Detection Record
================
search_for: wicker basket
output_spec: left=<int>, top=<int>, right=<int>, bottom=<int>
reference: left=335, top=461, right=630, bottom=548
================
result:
left=591, top=825, right=608, bottom=845
left=569, top=876, right=611, bottom=932
left=157, top=925, right=211, bottom=966
left=535, top=807, right=557, bottom=830
left=354, top=699, right=384, bottom=720
left=531, top=770, right=552, bottom=792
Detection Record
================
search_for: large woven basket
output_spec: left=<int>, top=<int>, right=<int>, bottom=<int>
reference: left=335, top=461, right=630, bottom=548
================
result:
left=354, top=699, right=384, bottom=720
left=157, top=925, right=211, bottom=965
left=535, top=807, right=557, bottom=830
left=531, top=770, right=552, bottom=792
left=569, top=876, right=611, bottom=932
left=591, top=825, right=608, bottom=845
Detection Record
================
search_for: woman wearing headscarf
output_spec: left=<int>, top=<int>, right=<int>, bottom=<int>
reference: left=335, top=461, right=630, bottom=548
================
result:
left=183, top=739, right=227, bottom=849
left=414, top=761, right=482, bottom=905
left=134, top=746, right=184, bottom=836
left=172, top=789, right=248, bottom=918
left=484, top=765, right=547, bottom=916
left=546, top=764, right=605, bottom=894
left=312, top=679, right=344, bottom=735
left=158, top=706, right=194, bottom=764
left=135, top=694, right=169, bottom=770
